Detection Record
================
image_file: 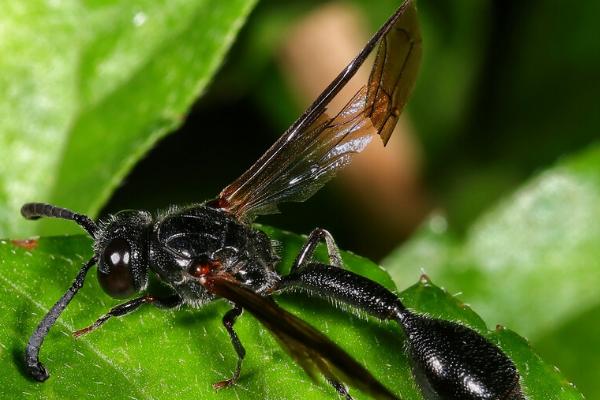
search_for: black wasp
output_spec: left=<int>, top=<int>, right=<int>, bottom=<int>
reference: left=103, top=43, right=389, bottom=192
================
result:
left=22, top=1, right=524, bottom=399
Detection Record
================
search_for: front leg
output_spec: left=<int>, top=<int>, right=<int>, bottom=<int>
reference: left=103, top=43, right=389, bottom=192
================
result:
left=73, top=294, right=182, bottom=337
left=291, top=228, right=343, bottom=273
left=25, top=257, right=96, bottom=381
left=213, top=305, right=245, bottom=390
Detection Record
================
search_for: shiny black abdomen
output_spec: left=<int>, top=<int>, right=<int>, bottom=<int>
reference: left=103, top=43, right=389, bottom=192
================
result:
left=403, top=314, right=523, bottom=400
left=148, top=204, right=279, bottom=307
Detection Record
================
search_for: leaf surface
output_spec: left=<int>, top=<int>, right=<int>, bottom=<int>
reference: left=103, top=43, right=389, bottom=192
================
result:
left=0, top=227, right=581, bottom=399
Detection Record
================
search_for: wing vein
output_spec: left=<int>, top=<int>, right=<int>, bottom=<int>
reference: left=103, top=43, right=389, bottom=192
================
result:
left=214, top=0, right=421, bottom=221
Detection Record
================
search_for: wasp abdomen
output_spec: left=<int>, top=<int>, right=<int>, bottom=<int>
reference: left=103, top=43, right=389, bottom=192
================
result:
left=401, top=313, right=523, bottom=400
left=280, top=264, right=523, bottom=400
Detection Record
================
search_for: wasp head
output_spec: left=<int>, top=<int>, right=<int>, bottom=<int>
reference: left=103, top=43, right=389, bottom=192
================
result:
left=94, top=210, right=153, bottom=298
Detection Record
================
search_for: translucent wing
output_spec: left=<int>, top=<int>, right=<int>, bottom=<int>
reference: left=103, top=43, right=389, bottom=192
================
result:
left=203, top=274, right=398, bottom=400
left=215, top=0, right=421, bottom=221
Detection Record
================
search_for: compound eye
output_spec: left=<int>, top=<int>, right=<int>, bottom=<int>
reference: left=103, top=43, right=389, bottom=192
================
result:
left=98, top=238, right=135, bottom=298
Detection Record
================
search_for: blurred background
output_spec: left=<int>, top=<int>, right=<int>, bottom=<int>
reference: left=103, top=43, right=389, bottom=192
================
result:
left=105, top=0, right=600, bottom=259
left=1, top=0, right=599, bottom=397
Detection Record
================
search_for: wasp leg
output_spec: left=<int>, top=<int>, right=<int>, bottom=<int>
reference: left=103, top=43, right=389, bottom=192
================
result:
left=327, top=377, right=354, bottom=400
left=73, top=294, right=182, bottom=337
left=291, top=228, right=343, bottom=273
left=281, top=263, right=404, bottom=322
left=213, top=305, right=245, bottom=390
left=25, top=257, right=97, bottom=382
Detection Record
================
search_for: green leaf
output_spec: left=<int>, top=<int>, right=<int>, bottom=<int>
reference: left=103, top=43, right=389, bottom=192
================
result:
left=384, top=144, right=600, bottom=397
left=0, top=228, right=580, bottom=399
left=0, top=0, right=257, bottom=238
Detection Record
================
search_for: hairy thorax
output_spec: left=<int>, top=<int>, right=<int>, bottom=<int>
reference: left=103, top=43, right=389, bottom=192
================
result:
left=148, top=204, right=280, bottom=307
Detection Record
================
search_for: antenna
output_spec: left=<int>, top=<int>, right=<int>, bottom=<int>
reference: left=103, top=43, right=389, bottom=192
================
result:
left=21, top=203, right=98, bottom=238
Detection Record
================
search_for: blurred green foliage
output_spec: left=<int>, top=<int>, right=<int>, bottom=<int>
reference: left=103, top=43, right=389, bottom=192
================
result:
left=0, top=0, right=257, bottom=237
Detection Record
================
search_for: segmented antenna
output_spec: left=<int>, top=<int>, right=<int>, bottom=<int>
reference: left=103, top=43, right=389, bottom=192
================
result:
left=21, top=203, right=98, bottom=238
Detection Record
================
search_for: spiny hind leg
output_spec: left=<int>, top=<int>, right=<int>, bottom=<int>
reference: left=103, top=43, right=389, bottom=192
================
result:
left=291, top=228, right=343, bottom=273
